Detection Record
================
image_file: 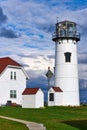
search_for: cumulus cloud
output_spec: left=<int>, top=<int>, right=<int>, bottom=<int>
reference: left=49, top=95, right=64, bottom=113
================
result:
left=0, top=0, right=87, bottom=89
left=20, top=55, right=54, bottom=72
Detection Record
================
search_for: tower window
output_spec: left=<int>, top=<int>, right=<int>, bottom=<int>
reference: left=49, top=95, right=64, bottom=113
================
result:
left=49, top=93, right=54, bottom=101
left=64, top=52, right=71, bottom=62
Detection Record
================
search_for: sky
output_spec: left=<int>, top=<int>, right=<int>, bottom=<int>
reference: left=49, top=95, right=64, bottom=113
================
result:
left=0, top=0, right=87, bottom=89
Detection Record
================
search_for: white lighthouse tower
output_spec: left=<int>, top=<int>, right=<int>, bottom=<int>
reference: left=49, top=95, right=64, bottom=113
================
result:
left=48, top=20, right=80, bottom=106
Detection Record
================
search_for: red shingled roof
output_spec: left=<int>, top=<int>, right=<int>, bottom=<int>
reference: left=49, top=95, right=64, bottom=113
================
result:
left=0, top=57, right=21, bottom=74
left=52, top=87, right=63, bottom=92
left=22, top=88, right=39, bottom=95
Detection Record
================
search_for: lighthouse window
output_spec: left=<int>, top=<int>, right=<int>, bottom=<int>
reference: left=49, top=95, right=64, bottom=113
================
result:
left=49, top=93, right=54, bottom=101
left=64, top=52, right=71, bottom=62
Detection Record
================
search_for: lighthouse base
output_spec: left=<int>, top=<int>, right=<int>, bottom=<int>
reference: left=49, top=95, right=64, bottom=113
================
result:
left=48, top=87, right=80, bottom=106
left=61, top=91, right=80, bottom=106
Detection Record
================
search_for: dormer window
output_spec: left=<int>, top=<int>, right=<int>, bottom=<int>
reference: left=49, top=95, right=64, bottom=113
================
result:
left=64, top=52, right=71, bottom=62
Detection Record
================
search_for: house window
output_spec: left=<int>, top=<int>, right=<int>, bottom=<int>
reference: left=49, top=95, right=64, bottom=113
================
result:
left=11, top=72, right=13, bottom=80
left=64, top=52, right=71, bottom=62
left=14, top=72, right=16, bottom=80
left=10, top=90, right=17, bottom=98
left=10, top=72, right=16, bottom=80
left=49, top=93, right=54, bottom=101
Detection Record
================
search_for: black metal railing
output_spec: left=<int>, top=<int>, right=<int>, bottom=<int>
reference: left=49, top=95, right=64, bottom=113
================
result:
left=52, top=31, right=80, bottom=41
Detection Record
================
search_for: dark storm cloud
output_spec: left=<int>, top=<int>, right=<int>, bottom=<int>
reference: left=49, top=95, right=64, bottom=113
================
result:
left=27, top=75, right=47, bottom=88
left=79, top=25, right=87, bottom=37
left=0, top=7, right=7, bottom=24
left=42, top=25, right=55, bottom=33
left=38, top=23, right=55, bottom=34
left=78, top=52, right=87, bottom=64
left=0, top=7, right=19, bottom=38
left=79, top=79, right=87, bottom=88
left=0, top=27, right=19, bottom=38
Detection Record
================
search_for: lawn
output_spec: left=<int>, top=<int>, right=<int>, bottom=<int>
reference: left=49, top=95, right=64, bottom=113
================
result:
left=0, top=106, right=87, bottom=130
left=0, top=118, right=28, bottom=130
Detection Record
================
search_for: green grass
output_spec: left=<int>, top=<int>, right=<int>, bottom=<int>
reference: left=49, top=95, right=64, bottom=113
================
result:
left=0, top=106, right=87, bottom=130
left=0, top=118, right=28, bottom=130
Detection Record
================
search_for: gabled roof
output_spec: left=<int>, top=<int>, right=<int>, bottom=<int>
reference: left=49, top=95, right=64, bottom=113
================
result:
left=0, top=57, right=21, bottom=74
left=22, top=88, right=40, bottom=95
left=0, top=57, right=29, bottom=79
left=52, top=87, right=63, bottom=92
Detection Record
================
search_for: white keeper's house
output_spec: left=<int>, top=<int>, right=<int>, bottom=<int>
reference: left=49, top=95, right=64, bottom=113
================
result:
left=0, top=57, right=29, bottom=105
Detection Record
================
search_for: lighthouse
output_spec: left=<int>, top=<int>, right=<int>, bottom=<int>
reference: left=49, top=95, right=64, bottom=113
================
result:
left=48, top=20, right=80, bottom=106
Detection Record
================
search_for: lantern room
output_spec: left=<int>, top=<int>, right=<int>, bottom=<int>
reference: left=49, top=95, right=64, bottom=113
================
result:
left=52, top=20, right=80, bottom=42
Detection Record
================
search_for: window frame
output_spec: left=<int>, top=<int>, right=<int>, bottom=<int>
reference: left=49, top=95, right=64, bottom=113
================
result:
left=10, top=72, right=13, bottom=80
left=14, top=72, right=16, bottom=80
left=64, top=52, right=72, bottom=62
left=10, top=71, right=16, bottom=80
left=49, top=93, right=54, bottom=101
left=10, top=90, right=17, bottom=98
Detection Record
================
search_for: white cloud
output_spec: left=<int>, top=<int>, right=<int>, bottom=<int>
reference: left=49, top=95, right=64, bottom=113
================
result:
left=0, top=0, right=87, bottom=88
left=22, top=55, right=54, bottom=71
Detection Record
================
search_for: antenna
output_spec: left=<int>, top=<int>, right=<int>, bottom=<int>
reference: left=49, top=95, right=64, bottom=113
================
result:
left=57, top=17, right=58, bottom=23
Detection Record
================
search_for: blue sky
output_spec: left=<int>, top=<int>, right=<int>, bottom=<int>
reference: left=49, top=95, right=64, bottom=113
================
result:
left=0, top=0, right=87, bottom=89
